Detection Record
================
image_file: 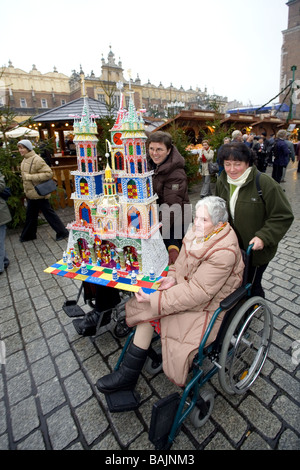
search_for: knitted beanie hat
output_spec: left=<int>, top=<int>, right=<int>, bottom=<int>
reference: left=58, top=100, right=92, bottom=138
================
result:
left=17, top=139, right=33, bottom=151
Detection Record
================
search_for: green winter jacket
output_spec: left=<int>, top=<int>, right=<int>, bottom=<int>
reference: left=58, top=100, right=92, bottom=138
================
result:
left=215, top=166, right=294, bottom=266
left=0, top=172, right=12, bottom=227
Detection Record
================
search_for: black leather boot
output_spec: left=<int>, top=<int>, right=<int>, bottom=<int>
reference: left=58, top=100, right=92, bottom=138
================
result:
left=96, top=343, right=148, bottom=393
left=73, top=309, right=111, bottom=336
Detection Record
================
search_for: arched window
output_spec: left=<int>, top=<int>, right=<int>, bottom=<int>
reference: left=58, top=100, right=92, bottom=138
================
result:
left=136, top=143, right=141, bottom=155
left=127, top=179, right=138, bottom=199
left=115, top=151, right=124, bottom=170
left=137, top=160, right=143, bottom=173
left=79, top=178, right=89, bottom=196
left=80, top=145, right=85, bottom=157
left=87, top=145, right=92, bottom=157
left=79, top=202, right=91, bottom=223
left=88, top=160, right=93, bottom=172
left=128, top=208, right=141, bottom=232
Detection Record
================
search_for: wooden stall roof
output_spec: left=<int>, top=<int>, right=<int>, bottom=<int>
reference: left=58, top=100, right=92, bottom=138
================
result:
left=251, top=116, right=284, bottom=128
left=220, top=113, right=260, bottom=124
left=153, top=110, right=218, bottom=132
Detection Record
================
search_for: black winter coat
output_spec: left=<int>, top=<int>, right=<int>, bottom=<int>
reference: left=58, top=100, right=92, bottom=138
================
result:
left=147, top=145, right=191, bottom=249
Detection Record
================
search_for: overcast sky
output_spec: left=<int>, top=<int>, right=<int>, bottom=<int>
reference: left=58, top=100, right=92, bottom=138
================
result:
left=1, top=0, right=289, bottom=106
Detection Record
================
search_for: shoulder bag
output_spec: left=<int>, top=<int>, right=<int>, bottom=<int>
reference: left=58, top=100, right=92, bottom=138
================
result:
left=208, top=162, right=219, bottom=175
left=35, top=179, right=57, bottom=196
left=29, top=156, right=57, bottom=196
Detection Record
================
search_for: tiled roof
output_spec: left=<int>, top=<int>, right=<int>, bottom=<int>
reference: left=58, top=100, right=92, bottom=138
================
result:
left=32, top=97, right=116, bottom=122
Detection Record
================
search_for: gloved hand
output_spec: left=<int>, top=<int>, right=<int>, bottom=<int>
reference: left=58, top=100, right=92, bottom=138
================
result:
left=168, top=246, right=179, bottom=265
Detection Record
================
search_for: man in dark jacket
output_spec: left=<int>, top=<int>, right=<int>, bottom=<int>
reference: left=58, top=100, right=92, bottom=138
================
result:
left=271, top=130, right=290, bottom=183
left=147, top=131, right=192, bottom=263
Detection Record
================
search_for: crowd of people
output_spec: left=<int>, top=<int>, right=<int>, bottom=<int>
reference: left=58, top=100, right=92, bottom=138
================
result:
left=223, top=128, right=296, bottom=182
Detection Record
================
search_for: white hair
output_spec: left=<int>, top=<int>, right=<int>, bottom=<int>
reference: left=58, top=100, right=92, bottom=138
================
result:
left=195, top=196, right=228, bottom=225
left=232, top=130, right=242, bottom=139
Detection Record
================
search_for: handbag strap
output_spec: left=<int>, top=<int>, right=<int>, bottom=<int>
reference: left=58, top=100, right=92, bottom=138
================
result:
left=29, top=156, right=36, bottom=174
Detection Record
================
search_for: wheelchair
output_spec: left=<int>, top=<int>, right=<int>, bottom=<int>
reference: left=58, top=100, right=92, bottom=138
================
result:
left=104, top=245, right=273, bottom=450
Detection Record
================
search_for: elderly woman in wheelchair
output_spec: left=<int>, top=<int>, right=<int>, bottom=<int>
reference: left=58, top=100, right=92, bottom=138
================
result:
left=96, top=196, right=245, bottom=394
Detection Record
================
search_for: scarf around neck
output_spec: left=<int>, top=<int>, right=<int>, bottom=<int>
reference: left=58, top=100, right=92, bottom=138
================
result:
left=227, top=166, right=252, bottom=219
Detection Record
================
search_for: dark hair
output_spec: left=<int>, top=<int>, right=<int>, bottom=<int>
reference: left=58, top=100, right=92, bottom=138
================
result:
left=147, top=131, right=173, bottom=150
left=217, top=142, right=254, bottom=166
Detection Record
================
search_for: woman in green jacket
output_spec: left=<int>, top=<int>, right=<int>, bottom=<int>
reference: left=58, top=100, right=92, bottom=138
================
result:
left=216, top=142, right=294, bottom=297
left=0, top=171, right=12, bottom=274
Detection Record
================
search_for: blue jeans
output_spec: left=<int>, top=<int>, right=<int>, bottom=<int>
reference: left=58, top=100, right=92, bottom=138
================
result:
left=0, top=224, right=9, bottom=273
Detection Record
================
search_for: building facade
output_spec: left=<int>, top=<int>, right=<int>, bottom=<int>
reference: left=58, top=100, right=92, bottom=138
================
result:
left=0, top=48, right=228, bottom=123
left=0, top=61, right=70, bottom=122
left=280, top=0, right=300, bottom=119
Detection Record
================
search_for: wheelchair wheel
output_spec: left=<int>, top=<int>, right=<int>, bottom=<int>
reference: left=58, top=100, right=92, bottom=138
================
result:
left=218, top=296, right=273, bottom=395
left=189, top=390, right=215, bottom=428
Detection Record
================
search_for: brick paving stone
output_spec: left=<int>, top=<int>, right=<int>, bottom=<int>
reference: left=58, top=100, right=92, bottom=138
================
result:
left=74, top=397, right=109, bottom=445
left=239, top=396, right=282, bottom=440
left=272, top=396, right=300, bottom=434
left=47, top=405, right=78, bottom=449
left=0, top=162, right=299, bottom=450
left=63, top=370, right=93, bottom=407
left=37, top=377, right=66, bottom=415
left=10, top=396, right=40, bottom=442
left=278, top=429, right=300, bottom=450
left=240, top=432, right=272, bottom=450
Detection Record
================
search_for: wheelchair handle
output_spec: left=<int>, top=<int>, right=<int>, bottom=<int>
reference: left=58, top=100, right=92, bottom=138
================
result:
left=243, top=243, right=254, bottom=287
left=247, top=243, right=254, bottom=255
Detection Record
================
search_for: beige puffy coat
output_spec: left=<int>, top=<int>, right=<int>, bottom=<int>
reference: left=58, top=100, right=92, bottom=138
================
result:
left=20, top=150, right=53, bottom=199
left=125, top=223, right=244, bottom=386
left=198, top=147, right=214, bottom=177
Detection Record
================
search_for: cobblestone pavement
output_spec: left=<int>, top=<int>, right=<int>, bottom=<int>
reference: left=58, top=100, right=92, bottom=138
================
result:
left=0, top=162, right=299, bottom=451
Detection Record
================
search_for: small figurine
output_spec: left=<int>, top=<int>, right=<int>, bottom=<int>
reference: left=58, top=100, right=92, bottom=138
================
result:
left=63, top=251, right=68, bottom=263
left=115, top=256, right=121, bottom=270
left=67, top=257, right=73, bottom=270
left=131, top=270, right=137, bottom=285
left=112, top=267, right=119, bottom=281
left=81, top=261, right=88, bottom=274
left=149, top=268, right=156, bottom=282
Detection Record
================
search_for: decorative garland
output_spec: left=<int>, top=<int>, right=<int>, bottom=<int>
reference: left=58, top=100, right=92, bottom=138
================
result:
left=195, top=222, right=227, bottom=244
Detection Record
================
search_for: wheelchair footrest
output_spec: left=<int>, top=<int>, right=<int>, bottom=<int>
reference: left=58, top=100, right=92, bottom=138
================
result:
left=149, top=393, right=180, bottom=449
left=105, top=390, right=141, bottom=413
left=63, top=300, right=85, bottom=317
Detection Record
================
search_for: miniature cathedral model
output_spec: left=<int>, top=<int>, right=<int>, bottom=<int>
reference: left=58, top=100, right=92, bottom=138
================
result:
left=66, top=92, right=168, bottom=278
